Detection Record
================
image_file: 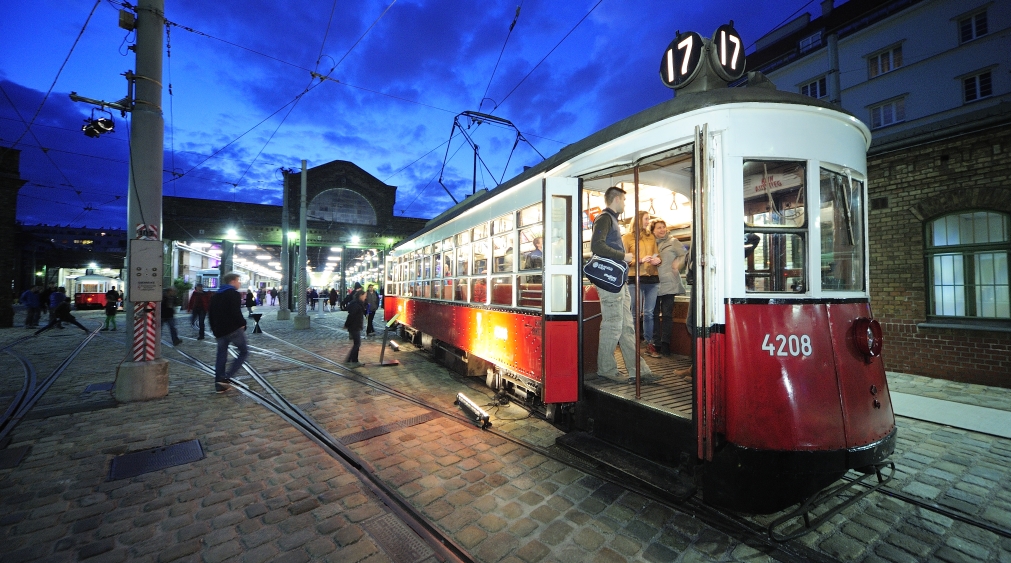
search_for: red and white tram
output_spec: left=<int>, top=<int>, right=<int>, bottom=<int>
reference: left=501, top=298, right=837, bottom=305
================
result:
left=384, top=26, right=895, bottom=514
left=72, top=274, right=121, bottom=310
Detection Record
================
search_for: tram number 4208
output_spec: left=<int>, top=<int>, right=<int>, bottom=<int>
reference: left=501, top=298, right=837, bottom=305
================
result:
left=761, top=334, right=813, bottom=357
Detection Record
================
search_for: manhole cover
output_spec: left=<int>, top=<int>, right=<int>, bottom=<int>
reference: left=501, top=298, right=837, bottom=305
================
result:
left=108, top=439, right=204, bottom=480
left=84, top=382, right=115, bottom=393
left=361, top=513, right=434, bottom=563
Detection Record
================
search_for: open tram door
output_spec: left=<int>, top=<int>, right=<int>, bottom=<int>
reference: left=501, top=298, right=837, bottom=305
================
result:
left=691, top=124, right=719, bottom=463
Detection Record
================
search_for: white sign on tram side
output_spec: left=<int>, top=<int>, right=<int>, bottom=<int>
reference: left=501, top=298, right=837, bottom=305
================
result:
left=762, top=333, right=813, bottom=357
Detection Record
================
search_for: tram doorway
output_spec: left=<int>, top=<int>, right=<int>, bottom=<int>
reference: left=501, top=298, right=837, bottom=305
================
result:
left=579, top=145, right=697, bottom=420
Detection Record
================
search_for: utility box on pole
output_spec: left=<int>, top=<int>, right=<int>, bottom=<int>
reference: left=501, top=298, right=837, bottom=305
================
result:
left=115, top=0, right=169, bottom=403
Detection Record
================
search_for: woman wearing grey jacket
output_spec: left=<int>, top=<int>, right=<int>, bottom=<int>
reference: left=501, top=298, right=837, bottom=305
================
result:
left=651, top=220, right=688, bottom=357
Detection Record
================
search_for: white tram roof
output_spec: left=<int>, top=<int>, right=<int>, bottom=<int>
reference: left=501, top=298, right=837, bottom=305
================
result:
left=399, top=80, right=865, bottom=247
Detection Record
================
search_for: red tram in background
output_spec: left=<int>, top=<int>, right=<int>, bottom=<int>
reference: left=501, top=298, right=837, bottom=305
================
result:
left=72, top=275, right=121, bottom=310
left=384, top=26, right=895, bottom=515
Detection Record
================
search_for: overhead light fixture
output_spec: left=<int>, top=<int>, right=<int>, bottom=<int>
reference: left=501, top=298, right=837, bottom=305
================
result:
left=237, top=244, right=256, bottom=250
left=81, top=108, right=115, bottom=138
left=256, top=254, right=270, bottom=260
left=351, top=236, right=360, bottom=244
left=330, top=247, right=342, bottom=252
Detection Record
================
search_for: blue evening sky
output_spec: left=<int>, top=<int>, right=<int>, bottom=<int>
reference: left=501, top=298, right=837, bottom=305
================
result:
left=1, top=0, right=824, bottom=228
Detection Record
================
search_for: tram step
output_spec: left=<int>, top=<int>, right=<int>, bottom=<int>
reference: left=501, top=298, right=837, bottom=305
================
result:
left=555, top=431, right=696, bottom=502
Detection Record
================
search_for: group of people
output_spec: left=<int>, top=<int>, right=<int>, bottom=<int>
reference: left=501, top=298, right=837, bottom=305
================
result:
left=19, top=285, right=102, bottom=335
left=590, top=185, right=690, bottom=384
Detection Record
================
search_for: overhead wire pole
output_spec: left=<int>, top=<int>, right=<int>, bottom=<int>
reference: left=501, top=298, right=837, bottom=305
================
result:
left=293, top=160, right=310, bottom=330
left=115, top=0, right=169, bottom=402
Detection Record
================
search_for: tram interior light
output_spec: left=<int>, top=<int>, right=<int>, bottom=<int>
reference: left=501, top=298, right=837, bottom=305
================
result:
left=351, top=236, right=360, bottom=244
left=455, top=393, right=491, bottom=429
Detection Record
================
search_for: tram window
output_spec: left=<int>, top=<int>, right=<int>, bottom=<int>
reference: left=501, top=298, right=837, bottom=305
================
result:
left=471, top=278, right=487, bottom=304
left=518, top=203, right=542, bottom=227
left=456, top=231, right=471, bottom=246
left=820, top=169, right=865, bottom=291
left=491, top=276, right=513, bottom=306
left=746, top=233, right=807, bottom=292
left=517, top=275, right=543, bottom=309
left=493, top=233, right=515, bottom=273
left=492, top=214, right=514, bottom=235
left=743, top=160, right=807, bottom=228
left=519, top=226, right=544, bottom=271
left=434, top=241, right=442, bottom=253
left=433, top=254, right=442, bottom=278
left=457, top=245, right=471, bottom=275
left=408, top=281, right=417, bottom=297
left=473, top=223, right=489, bottom=241
left=551, top=274, right=572, bottom=313
left=443, top=249, right=454, bottom=277
left=443, top=279, right=456, bottom=300
left=414, top=259, right=421, bottom=280
left=456, top=278, right=469, bottom=301
left=432, top=280, right=442, bottom=299
left=550, top=195, right=572, bottom=266
left=422, top=281, right=431, bottom=298
left=423, top=256, right=432, bottom=279
left=474, top=241, right=489, bottom=275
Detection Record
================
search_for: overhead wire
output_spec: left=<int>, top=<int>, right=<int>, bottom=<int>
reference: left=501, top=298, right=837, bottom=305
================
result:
left=493, top=0, right=605, bottom=112
left=744, top=0, right=817, bottom=52
left=478, top=2, right=523, bottom=111
left=1, top=0, right=101, bottom=158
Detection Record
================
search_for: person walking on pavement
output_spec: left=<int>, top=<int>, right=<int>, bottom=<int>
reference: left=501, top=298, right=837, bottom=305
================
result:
left=268, top=287, right=277, bottom=306
left=162, top=288, right=182, bottom=346
left=344, top=289, right=367, bottom=365
left=209, top=272, right=248, bottom=393
left=590, top=186, right=659, bottom=383
left=245, top=289, right=256, bottom=316
left=101, top=296, right=118, bottom=331
left=35, top=297, right=90, bottom=335
left=365, top=284, right=379, bottom=336
left=329, top=288, right=338, bottom=311
left=20, top=285, right=41, bottom=328
left=48, top=286, right=66, bottom=329
left=186, top=283, right=210, bottom=340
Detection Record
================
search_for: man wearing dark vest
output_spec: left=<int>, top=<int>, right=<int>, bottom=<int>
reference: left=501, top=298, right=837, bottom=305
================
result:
left=590, top=186, right=658, bottom=383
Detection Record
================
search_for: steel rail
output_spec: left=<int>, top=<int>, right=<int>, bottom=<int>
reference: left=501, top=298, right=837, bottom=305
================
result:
left=250, top=331, right=834, bottom=563
left=842, top=474, right=1011, bottom=539
left=0, top=350, right=36, bottom=437
left=0, top=326, right=101, bottom=443
left=169, top=346, right=474, bottom=563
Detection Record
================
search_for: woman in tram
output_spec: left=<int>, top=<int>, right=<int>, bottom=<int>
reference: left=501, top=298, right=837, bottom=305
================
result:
left=622, top=210, right=662, bottom=358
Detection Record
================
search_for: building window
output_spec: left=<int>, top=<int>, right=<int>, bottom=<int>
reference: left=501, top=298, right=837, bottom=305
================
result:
left=963, top=71, right=992, bottom=103
left=868, top=45, right=902, bottom=78
left=959, top=11, right=988, bottom=44
left=927, top=212, right=1010, bottom=319
left=801, top=77, right=827, bottom=99
left=799, top=31, right=822, bottom=53
left=870, top=98, right=905, bottom=129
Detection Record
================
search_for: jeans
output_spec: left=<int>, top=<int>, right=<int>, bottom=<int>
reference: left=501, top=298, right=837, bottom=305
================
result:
left=653, top=294, right=676, bottom=349
left=346, top=329, right=361, bottom=362
left=193, top=310, right=206, bottom=338
left=597, top=284, right=653, bottom=379
left=215, top=327, right=249, bottom=382
left=163, top=316, right=179, bottom=343
left=25, top=307, right=40, bottom=328
left=628, top=282, right=659, bottom=344
left=366, top=311, right=376, bottom=334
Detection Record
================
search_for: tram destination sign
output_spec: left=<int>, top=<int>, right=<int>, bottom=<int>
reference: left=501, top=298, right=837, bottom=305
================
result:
left=659, top=22, right=746, bottom=90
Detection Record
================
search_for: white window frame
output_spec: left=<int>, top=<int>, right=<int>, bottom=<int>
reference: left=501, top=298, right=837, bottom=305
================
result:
left=957, top=9, right=988, bottom=44
left=962, top=70, right=993, bottom=103
left=926, top=211, right=1010, bottom=321
left=869, top=97, right=906, bottom=130
left=799, top=31, right=822, bottom=53
left=868, top=44, right=902, bottom=79
left=801, top=76, right=828, bottom=99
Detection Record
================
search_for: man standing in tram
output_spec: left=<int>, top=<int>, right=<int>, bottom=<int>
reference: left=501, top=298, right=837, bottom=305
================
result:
left=590, top=186, right=659, bottom=383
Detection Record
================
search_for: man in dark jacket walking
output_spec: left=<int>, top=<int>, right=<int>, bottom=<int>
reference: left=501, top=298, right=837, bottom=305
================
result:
left=35, top=297, right=90, bottom=335
left=186, top=284, right=210, bottom=340
left=365, top=284, right=380, bottom=336
left=209, top=272, right=248, bottom=393
left=344, top=290, right=367, bottom=365
left=20, top=286, right=41, bottom=328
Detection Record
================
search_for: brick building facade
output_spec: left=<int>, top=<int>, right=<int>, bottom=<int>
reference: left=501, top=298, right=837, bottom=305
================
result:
left=747, top=0, right=1010, bottom=387
left=868, top=121, right=1010, bottom=386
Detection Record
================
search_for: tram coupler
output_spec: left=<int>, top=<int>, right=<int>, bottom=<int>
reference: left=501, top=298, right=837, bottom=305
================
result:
left=767, top=461, right=895, bottom=542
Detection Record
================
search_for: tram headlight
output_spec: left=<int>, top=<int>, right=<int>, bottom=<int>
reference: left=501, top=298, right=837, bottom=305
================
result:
left=852, top=317, right=883, bottom=359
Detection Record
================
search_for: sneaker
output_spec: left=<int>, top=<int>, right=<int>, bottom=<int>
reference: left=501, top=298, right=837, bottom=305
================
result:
left=215, top=382, right=231, bottom=393
left=100, top=328, right=109, bottom=332
left=173, top=339, right=183, bottom=346
left=646, top=343, right=661, bottom=358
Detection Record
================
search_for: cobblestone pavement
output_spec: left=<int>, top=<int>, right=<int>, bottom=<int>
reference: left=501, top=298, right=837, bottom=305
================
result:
left=1, top=305, right=1010, bottom=562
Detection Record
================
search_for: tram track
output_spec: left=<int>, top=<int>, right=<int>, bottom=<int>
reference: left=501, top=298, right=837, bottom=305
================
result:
left=169, top=343, right=474, bottom=563
left=0, top=326, right=102, bottom=444
left=168, top=331, right=835, bottom=563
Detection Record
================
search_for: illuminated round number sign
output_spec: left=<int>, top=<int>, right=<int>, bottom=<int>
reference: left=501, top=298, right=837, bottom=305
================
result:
left=710, top=23, right=745, bottom=81
left=659, top=31, right=703, bottom=89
